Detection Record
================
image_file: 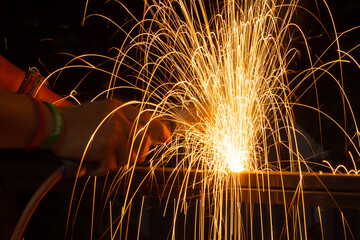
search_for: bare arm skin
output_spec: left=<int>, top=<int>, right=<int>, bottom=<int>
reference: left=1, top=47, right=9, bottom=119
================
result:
left=0, top=90, right=54, bottom=149
left=0, top=55, right=71, bottom=106
left=0, top=91, right=171, bottom=175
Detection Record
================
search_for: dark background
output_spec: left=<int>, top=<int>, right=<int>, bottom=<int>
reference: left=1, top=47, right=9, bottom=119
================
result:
left=1, top=0, right=360, bottom=109
left=0, top=0, right=146, bottom=100
left=1, top=0, right=360, bottom=239
left=1, top=0, right=360, bottom=157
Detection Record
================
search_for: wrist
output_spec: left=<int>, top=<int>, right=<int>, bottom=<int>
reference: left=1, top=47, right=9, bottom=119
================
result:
left=15, top=65, right=72, bottom=106
left=17, top=69, right=46, bottom=96
left=50, top=107, right=68, bottom=154
left=40, top=102, right=64, bottom=149
left=25, top=99, right=64, bottom=151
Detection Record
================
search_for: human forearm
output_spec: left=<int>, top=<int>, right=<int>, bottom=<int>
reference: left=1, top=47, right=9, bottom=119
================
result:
left=0, top=91, right=54, bottom=149
left=0, top=91, right=171, bottom=175
left=0, top=55, right=71, bottom=106
left=0, top=55, right=26, bottom=93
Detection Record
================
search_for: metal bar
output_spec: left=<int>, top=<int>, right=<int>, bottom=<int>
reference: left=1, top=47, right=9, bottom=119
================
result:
left=1, top=159, right=360, bottom=208
left=113, top=167, right=360, bottom=208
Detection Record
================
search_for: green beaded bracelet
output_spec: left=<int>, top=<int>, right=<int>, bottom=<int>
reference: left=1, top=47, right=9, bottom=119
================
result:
left=40, top=101, right=63, bottom=149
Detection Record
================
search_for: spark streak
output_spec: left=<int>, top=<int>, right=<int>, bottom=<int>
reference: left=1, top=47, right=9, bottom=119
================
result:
left=64, top=0, right=360, bottom=239
left=111, top=0, right=305, bottom=238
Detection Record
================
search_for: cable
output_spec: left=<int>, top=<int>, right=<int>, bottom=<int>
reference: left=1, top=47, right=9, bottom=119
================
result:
left=10, top=165, right=65, bottom=240
left=10, top=158, right=85, bottom=240
left=10, top=158, right=86, bottom=240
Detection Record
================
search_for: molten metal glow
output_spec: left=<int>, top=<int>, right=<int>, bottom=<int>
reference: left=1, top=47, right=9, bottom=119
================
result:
left=136, top=0, right=297, bottom=176
left=63, top=0, right=360, bottom=239
left=114, top=0, right=301, bottom=238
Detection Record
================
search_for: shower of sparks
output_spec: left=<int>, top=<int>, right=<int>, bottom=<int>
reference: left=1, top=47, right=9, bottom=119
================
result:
left=110, top=0, right=304, bottom=238
left=61, top=0, right=360, bottom=239
left=132, top=0, right=300, bottom=174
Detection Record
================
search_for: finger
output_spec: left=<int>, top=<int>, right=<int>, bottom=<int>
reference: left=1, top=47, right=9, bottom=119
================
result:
left=118, top=117, right=136, bottom=166
left=88, top=145, right=118, bottom=176
left=130, top=129, right=152, bottom=165
left=146, top=118, right=172, bottom=145
left=117, top=135, right=130, bottom=167
left=122, top=106, right=171, bottom=145
left=137, top=133, right=152, bottom=164
left=88, top=156, right=116, bottom=176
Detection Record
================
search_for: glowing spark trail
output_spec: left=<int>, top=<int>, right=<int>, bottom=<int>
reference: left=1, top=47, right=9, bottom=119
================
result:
left=107, top=0, right=305, bottom=238
left=63, top=0, right=360, bottom=239
left=133, top=0, right=299, bottom=173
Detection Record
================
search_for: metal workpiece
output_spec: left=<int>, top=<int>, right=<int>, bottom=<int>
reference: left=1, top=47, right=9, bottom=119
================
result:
left=2, top=157, right=360, bottom=208
left=112, top=167, right=360, bottom=208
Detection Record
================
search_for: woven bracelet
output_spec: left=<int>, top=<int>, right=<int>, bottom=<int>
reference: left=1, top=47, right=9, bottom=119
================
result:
left=40, top=101, right=64, bottom=149
left=17, top=69, right=45, bottom=97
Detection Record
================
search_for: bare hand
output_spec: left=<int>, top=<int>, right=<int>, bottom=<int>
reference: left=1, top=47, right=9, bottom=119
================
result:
left=53, top=99, right=171, bottom=176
